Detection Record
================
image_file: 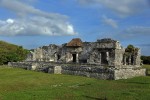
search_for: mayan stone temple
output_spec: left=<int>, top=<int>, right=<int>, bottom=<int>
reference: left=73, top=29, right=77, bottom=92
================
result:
left=9, top=38, right=146, bottom=80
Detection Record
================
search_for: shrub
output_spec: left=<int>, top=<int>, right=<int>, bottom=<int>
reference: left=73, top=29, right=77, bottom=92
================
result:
left=0, top=41, right=29, bottom=65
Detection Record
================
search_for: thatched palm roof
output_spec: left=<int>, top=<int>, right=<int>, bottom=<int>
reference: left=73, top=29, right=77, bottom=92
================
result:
left=67, top=38, right=83, bottom=47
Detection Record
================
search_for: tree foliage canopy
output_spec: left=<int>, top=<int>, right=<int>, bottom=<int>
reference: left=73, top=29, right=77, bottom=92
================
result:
left=125, top=44, right=139, bottom=57
left=141, top=56, right=150, bottom=64
left=0, top=41, right=29, bottom=65
left=125, top=44, right=138, bottom=53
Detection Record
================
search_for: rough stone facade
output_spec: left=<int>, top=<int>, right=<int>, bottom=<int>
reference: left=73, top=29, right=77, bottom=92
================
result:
left=25, top=38, right=141, bottom=67
left=8, top=38, right=146, bottom=80
left=8, top=61, right=146, bottom=80
left=26, top=44, right=60, bottom=62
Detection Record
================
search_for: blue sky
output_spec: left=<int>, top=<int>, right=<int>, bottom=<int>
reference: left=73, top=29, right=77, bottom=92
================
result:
left=0, top=0, right=150, bottom=55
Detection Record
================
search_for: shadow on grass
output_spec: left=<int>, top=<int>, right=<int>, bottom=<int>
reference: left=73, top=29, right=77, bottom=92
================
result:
left=78, top=83, right=91, bottom=86
left=83, top=95, right=107, bottom=100
left=125, top=82, right=150, bottom=84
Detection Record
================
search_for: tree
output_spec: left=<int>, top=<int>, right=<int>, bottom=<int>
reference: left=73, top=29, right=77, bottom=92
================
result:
left=141, top=56, right=150, bottom=64
left=0, top=41, right=29, bottom=65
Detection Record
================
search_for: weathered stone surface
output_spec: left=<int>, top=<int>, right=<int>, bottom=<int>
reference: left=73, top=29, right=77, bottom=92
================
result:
left=8, top=38, right=145, bottom=80
left=114, top=68, right=146, bottom=80
left=8, top=61, right=146, bottom=80
left=8, top=62, right=27, bottom=69
left=26, top=44, right=60, bottom=62
left=54, top=66, right=62, bottom=74
left=25, top=38, right=141, bottom=67
left=61, top=66, right=114, bottom=80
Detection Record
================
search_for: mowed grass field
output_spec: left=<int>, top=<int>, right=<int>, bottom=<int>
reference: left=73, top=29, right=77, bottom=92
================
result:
left=0, top=65, right=150, bottom=100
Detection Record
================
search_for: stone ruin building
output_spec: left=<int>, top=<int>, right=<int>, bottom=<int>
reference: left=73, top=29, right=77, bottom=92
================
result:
left=9, top=38, right=146, bottom=80
left=26, top=38, right=141, bottom=66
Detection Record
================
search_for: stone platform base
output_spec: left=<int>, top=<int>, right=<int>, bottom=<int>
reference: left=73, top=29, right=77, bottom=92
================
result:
left=8, top=62, right=146, bottom=80
left=114, top=68, right=146, bottom=80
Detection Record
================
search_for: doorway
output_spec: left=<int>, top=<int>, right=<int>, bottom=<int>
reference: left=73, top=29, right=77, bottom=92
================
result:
left=57, top=54, right=61, bottom=60
left=72, top=54, right=76, bottom=62
left=101, top=52, right=108, bottom=65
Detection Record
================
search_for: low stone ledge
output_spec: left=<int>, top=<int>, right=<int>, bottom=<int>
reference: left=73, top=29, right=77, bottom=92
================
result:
left=114, top=68, right=146, bottom=80
left=8, top=62, right=146, bottom=80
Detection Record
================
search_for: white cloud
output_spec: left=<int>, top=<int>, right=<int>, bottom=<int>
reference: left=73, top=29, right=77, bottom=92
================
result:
left=0, top=0, right=77, bottom=36
left=0, top=17, right=76, bottom=36
left=78, top=0, right=149, bottom=17
left=0, top=0, right=62, bottom=18
left=102, top=15, right=118, bottom=28
left=6, top=19, right=14, bottom=24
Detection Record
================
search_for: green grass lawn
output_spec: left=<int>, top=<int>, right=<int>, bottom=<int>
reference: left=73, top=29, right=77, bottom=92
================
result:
left=143, top=64, right=150, bottom=69
left=0, top=65, right=150, bottom=100
left=143, top=64, right=150, bottom=75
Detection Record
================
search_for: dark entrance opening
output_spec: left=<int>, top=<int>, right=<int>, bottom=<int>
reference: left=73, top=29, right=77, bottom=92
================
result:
left=101, top=52, right=108, bottom=65
left=57, top=55, right=61, bottom=60
left=72, top=54, right=76, bottom=62
left=131, top=55, right=134, bottom=65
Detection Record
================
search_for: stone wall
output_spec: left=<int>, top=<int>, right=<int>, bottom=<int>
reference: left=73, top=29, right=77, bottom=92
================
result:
left=8, top=62, right=32, bottom=70
left=8, top=62, right=115, bottom=80
left=114, top=68, right=146, bottom=80
left=8, top=62, right=146, bottom=80
left=61, top=66, right=114, bottom=80
left=114, top=49, right=124, bottom=67
left=8, top=62, right=54, bottom=73
left=79, top=42, right=95, bottom=63
left=26, top=44, right=61, bottom=62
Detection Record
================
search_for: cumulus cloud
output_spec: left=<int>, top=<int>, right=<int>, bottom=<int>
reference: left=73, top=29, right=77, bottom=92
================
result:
left=0, top=17, right=76, bottom=36
left=0, top=0, right=64, bottom=18
left=0, top=0, right=77, bottom=36
left=78, top=0, right=150, bottom=17
left=102, top=15, right=118, bottom=28
left=6, top=19, right=14, bottom=24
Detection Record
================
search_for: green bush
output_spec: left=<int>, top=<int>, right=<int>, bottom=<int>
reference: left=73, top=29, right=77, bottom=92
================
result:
left=0, top=41, right=29, bottom=65
left=141, top=56, right=150, bottom=64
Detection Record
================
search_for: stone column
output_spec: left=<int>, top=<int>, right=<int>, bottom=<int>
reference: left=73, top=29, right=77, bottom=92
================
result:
left=54, top=53, right=57, bottom=62
left=32, top=52, right=36, bottom=61
left=65, top=53, right=67, bottom=63
left=99, top=53, right=101, bottom=65
left=40, top=49, right=43, bottom=61
left=124, top=56, right=126, bottom=65
left=88, top=54, right=92, bottom=64
left=76, top=53, right=79, bottom=63
left=46, top=54, right=49, bottom=62
left=106, top=52, right=109, bottom=61
left=129, top=55, right=131, bottom=65
left=134, top=56, right=137, bottom=65
left=132, top=55, right=135, bottom=65
left=106, top=52, right=109, bottom=65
